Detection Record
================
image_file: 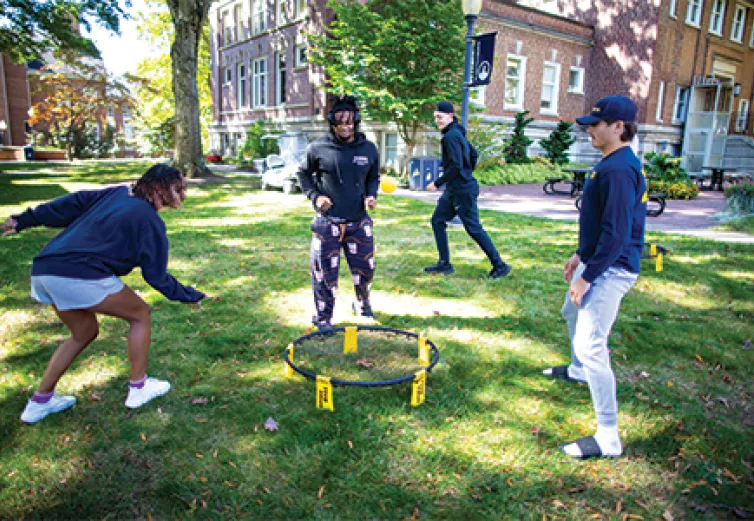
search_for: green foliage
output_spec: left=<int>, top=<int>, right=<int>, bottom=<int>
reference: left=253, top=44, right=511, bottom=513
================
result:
left=0, top=0, right=127, bottom=63
left=504, top=111, right=534, bottom=164
left=466, top=117, right=507, bottom=168
left=647, top=179, right=699, bottom=200
left=308, top=0, right=465, bottom=153
left=237, top=121, right=279, bottom=162
left=71, top=124, right=117, bottom=159
left=475, top=162, right=562, bottom=185
left=132, top=1, right=212, bottom=154
left=723, top=183, right=754, bottom=215
left=539, top=121, right=576, bottom=165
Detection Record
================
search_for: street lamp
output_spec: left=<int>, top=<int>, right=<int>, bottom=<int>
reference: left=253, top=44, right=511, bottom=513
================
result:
left=461, top=0, right=482, bottom=129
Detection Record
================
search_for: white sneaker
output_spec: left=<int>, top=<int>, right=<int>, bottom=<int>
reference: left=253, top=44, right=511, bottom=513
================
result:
left=125, top=377, right=171, bottom=409
left=20, top=394, right=76, bottom=424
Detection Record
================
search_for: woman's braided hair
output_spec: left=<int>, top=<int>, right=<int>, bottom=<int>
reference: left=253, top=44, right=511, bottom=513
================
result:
left=131, top=164, right=184, bottom=206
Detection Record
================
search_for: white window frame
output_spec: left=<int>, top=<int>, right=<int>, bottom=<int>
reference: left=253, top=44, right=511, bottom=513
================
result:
left=224, top=67, right=232, bottom=86
left=234, top=3, right=244, bottom=42
left=222, top=10, right=232, bottom=45
left=275, top=51, right=287, bottom=106
left=540, top=61, right=561, bottom=115
left=277, top=0, right=288, bottom=26
left=736, top=99, right=750, bottom=131
left=656, top=81, right=665, bottom=122
left=295, top=44, right=307, bottom=68
left=237, top=62, right=247, bottom=108
left=252, top=0, right=267, bottom=35
left=470, top=86, right=486, bottom=108
left=504, top=54, right=526, bottom=111
left=296, top=0, right=307, bottom=18
left=731, top=5, right=746, bottom=42
left=672, top=86, right=690, bottom=124
left=686, top=0, right=704, bottom=26
left=750, top=23, right=754, bottom=46
left=382, top=133, right=400, bottom=169
left=669, top=0, right=678, bottom=17
left=567, top=66, right=584, bottom=94
left=709, top=0, right=726, bottom=34
left=252, top=57, right=267, bottom=108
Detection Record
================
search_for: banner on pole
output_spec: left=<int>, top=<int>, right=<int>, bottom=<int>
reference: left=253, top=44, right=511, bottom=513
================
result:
left=471, top=32, right=497, bottom=87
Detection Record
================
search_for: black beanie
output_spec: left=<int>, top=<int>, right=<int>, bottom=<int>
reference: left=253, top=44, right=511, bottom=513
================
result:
left=436, top=101, right=454, bottom=114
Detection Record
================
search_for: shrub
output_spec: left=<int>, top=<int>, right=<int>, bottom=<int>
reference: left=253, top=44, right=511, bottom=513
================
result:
left=238, top=120, right=279, bottom=162
left=647, top=179, right=699, bottom=199
left=504, top=111, right=534, bottom=164
left=467, top=117, right=507, bottom=166
left=475, top=162, right=561, bottom=186
left=539, top=121, right=576, bottom=165
left=723, top=183, right=754, bottom=215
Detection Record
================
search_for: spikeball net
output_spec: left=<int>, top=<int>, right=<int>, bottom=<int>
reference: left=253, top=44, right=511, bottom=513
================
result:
left=283, top=325, right=440, bottom=410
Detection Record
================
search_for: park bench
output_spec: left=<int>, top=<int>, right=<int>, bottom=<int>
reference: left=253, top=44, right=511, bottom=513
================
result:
left=575, top=192, right=667, bottom=217
left=543, top=168, right=589, bottom=197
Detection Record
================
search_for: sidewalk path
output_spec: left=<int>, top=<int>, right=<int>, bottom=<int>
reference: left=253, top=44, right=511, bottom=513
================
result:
left=391, top=183, right=754, bottom=244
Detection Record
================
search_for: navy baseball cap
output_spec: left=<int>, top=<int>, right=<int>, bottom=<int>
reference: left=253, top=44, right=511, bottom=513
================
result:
left=576, top=95, right=637, bottom=125
left=435, top=101, right=455, bottom=114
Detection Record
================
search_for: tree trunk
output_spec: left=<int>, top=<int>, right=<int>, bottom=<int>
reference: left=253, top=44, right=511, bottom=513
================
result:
left=167, top=0, right=213, bottom=178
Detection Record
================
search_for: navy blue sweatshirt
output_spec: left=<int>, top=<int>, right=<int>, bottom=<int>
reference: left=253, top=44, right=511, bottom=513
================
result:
left=434, top=120, right=476, bottom=192
left=297, top=131, right=380, bottom=221
left=577, top=146, right=647, bottom=283
left=13, top=186, right=204, bottom=303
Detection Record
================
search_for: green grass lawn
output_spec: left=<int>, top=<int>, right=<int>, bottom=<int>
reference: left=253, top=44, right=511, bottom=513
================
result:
left=714, top=215, right=754, bottom=235
left=1, top=161, right=753, bottom=520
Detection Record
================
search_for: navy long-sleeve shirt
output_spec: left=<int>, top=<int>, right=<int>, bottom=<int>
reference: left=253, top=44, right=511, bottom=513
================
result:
left=13, top=186, right=204, bottom=303
left=433, top=121, right=475, bottom=191
left=297, top=131, right=380, bottom=221
left=577, top=146, right=647, bottom=283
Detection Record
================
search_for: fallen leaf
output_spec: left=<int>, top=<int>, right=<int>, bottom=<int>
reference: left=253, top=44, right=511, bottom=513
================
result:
left=317, top=485, right=325, bottom=499
left=192, top=397, right=209, bottom=406
left=347, top=440, right=353, bottom=449
left=355, top=357, right=374, bottom=368
left=616, top=500, right=622, bottom=513
left=140, top=433, right=146, bottom=442
left=264, top=417, right=279, bottom=432
left=662, top=511, right=674, bottom=521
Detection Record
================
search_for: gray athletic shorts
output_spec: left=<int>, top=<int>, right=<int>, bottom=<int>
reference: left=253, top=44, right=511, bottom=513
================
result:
left=31, top=275, right=125, bottom=311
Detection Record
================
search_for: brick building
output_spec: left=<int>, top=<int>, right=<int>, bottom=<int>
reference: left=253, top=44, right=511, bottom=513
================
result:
left=209, top=0, right=754, bottom=171
left=0, top=55, right=32, bottom=148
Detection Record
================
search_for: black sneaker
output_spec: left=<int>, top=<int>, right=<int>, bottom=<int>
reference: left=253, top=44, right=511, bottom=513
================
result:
left=424, top=261, right=455, bottom=275
left=488, top=263, right=512, bottom=279
left=312, top=319, right=334, bottom=332
left=352, top=300, right=374, bottom=318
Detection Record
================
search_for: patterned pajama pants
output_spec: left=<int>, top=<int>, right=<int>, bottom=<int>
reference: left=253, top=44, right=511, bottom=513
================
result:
left=310, top=214, right=375, bottom=323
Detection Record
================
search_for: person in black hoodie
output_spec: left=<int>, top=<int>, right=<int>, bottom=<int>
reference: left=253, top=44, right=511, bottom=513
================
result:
left=297, top=95, right=380, bottom=330
left=1, top=164, right=205, bottom=424
left=424, top=101, right=511, bottom=279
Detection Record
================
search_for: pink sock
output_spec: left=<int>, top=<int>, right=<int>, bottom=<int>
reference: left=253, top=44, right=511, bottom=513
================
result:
left=129, top=375, right=147, bottom=389
left=32, top=391, right=54, bottom=404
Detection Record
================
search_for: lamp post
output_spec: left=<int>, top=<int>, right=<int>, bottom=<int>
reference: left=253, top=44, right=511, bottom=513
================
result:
left=461, top=0, right=482, bottom=130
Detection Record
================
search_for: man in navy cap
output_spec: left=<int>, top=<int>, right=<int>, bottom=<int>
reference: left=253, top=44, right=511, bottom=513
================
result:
left=423, top=101, right=511, bottom=279
left=543, top=95, right=647, bottom=459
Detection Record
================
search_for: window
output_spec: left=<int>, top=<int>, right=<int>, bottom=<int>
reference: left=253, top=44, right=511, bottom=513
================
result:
left=672, top=86, right=689, bottom=124
left=470, top=86, right=485, bottom=108
left=234, top=4, right=244, bottom=41
left=295, top=45, right=307, bottom=67
left=224, top=67, right=232, bottom=85
left=504, top=55, right=526, bottom=110
left=709, top=0, right=726, bottom=34
left=540, top=62, right=560, bottom=114
left=253, top=57, right=267, bottom=107
left=669, top=0, right=678, bottom=17
left=277, top=0, right=288, bottom=25
left=686, top=0, right=703, bottom=26
left=222, top=10, right=232, bottom=45
left=750, top=23, right=754, bottom=46
left=383, top=133, right=399, bottom=169
left=296, top=0, right=307, bottom=18
left=123, top=110, right=134, bottom=139
left=731, top=5, right=746, bottom=42
left=252, top=0, right=267, bottom=35
left=736, top=99, right=750, bottom=131
left=237, top=63, right=247, bottom=108
left=656, top=81, right=665, bottom=122
left=568, top=66, right=584, bottom=94
left=276, top=52, right=287, bottom=105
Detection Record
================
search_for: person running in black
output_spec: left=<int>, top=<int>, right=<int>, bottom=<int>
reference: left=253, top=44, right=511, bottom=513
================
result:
left=424, top=101, right=511, bottom=279
left=297, top=95, right=380, bottom=330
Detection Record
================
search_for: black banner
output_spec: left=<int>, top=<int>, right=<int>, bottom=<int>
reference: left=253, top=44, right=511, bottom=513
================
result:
left=471, top=32, right=497, bottom=87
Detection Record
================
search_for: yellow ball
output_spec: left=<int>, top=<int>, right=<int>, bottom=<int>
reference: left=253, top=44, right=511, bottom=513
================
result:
left=380, top=177, right=397, bottom=194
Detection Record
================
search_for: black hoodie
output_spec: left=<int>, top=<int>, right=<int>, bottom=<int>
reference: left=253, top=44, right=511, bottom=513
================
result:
left=297, top=131, right=380, bottom=221
left=434, top=120, right=476, bottom=192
